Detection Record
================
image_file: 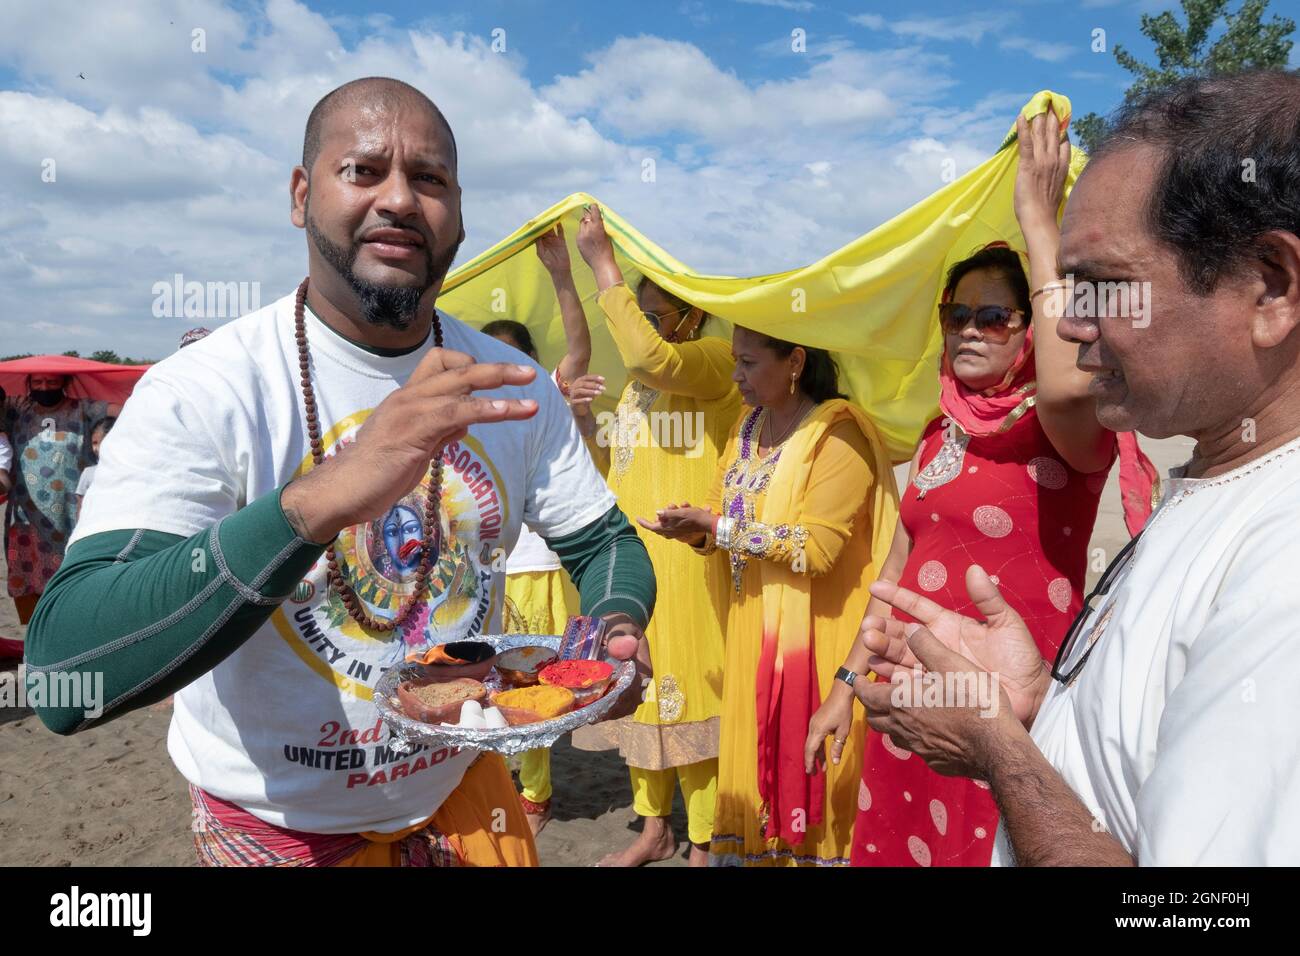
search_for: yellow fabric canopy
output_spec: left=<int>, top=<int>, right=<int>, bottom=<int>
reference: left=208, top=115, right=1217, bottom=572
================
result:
left=438, top=90, right=1085, bottom=462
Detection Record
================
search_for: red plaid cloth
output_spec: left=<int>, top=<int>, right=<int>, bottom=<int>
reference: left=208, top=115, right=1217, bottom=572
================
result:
left=189, top=785, right=458, bottom=867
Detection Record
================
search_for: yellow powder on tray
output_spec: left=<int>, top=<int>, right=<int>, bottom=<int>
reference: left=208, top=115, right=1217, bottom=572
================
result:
left=492, top=685, right=575, bottom=720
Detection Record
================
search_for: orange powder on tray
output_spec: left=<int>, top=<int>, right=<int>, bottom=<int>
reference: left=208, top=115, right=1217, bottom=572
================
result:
left=492, top=685, right=575, bottom=721
left=539, top=659, right=613, bottom=690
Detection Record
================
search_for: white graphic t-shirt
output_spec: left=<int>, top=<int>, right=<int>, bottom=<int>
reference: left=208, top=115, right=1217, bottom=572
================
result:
left=506, top=523, right=563, bottom=574
left=71, top=291, right=615, bottom=834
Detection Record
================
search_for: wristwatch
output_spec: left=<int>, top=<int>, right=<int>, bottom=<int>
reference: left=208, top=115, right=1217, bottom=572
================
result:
left=834, top=666, right=858, bottom=688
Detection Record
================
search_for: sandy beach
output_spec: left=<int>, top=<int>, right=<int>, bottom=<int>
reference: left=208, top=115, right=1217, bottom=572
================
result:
left=0, top=434, right=1193, bottom=867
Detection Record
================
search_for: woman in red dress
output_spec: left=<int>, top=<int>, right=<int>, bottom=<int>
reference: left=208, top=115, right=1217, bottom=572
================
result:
left=804, top=105, right=1156, bottom=866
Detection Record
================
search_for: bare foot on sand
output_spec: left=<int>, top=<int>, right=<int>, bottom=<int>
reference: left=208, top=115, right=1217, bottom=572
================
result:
left=523, top=802, right=551, bottom=838
left=597, top=815, right=677, bottom=867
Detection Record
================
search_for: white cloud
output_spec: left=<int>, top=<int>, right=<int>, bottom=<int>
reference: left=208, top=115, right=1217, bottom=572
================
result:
left=850, top=11, right=1077, bottom=65
left=885, top=13, right=1017, bottom=44
left=1, top=1, right=1022, bottom=358
left=849, top=14, right=885, bottom=30
left=736, top=0, right=817, bottom=11
left=998, top=37, right=1076, bottom=63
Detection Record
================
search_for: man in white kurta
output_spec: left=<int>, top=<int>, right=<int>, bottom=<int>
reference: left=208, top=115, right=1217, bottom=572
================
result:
left=994, top=442, right=1300, bottom=863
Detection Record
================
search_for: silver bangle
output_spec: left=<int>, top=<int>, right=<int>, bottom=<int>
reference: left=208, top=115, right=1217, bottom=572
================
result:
left=716, top=515, right=735, bottom=550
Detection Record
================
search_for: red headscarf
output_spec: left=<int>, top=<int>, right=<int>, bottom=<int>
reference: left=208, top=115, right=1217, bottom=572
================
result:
left=938, top=262, right=1156, bottom=536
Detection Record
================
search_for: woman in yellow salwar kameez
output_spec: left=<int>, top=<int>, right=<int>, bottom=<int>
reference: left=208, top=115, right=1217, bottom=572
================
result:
left=645, top=327, right=898, bottom=865
left=576, top=205, right=742, bottom=867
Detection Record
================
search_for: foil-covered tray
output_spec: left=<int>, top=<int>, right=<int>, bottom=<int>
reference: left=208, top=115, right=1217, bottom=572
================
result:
left=375, top=633, right=636, bottom=756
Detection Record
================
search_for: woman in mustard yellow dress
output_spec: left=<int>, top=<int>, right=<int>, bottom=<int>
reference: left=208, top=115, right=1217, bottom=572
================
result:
left=644, top=327, right=898, bottom=865
left=576, top=205, right=741, bottom=867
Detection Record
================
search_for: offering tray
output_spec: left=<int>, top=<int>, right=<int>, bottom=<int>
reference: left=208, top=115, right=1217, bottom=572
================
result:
left=376, top=633, right=635, bottom=756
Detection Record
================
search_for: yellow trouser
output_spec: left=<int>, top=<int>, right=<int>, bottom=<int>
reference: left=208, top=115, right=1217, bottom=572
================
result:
left=519, top=748, right=552, bottom=804
left=630, top=760, right=718, bottom=846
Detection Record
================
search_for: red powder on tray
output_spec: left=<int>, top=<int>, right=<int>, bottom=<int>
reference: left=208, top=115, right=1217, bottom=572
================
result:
left=539, top=659, right=613, bottom=690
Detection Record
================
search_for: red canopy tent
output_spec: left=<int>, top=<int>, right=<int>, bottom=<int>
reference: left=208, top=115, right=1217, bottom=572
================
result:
left=0, top=355, right=151, bottom=407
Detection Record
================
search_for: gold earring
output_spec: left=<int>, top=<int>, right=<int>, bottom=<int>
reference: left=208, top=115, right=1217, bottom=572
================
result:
left=789, top=373, right=797, bottom=395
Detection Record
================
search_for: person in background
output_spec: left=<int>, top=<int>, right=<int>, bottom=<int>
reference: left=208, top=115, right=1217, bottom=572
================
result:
left=0, top=385, right=15, bottom=661
left=643, top=331, right=897, bottom=865
left=480, top=223, right=608, bottom=836
left=0, top=386, right=12, bottom=501
left=576, top=204, right=742, bottom=867
left=75, top=416, right=116, bottom=519
left=2, top=374, right=119, bottom=625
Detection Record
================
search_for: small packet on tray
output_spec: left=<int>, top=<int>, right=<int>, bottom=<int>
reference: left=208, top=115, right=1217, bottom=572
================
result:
left=556, top=615, right=608, bottom=661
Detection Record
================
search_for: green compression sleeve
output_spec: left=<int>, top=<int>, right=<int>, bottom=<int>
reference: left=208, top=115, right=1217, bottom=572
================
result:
left=23, top=487, right=322, bottom=734
left=543, top=504, right=656, bottom=629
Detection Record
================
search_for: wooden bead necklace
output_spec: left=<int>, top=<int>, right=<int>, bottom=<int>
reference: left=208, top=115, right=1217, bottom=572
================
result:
left=293, top=276, right=443, bottom=632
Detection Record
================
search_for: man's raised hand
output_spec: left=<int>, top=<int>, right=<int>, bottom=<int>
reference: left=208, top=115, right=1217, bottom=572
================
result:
left=281, top=348, right=537, bottom=544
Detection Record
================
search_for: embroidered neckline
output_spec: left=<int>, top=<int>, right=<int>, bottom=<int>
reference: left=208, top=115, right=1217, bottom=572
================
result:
left=721, top=407, right=789, bottom=592
left=611, top=379, right=661, bottom=479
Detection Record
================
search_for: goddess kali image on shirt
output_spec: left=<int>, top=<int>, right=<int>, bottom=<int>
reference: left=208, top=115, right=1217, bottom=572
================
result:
left=323, top=474, right=485, bottom=653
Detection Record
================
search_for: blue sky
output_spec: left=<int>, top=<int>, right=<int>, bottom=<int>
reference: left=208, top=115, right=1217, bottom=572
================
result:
left=1, top=0, right=1294, bottom=358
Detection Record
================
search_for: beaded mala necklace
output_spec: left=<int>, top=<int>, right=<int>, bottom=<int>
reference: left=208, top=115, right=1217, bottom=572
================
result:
left=293, top=276, right=443, bottom=632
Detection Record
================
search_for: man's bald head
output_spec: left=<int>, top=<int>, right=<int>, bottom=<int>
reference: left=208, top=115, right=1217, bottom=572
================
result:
left=301, top=77, right=457, bottom=175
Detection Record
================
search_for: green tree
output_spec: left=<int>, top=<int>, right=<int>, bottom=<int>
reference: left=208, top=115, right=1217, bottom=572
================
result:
left=90, top=349, right=121, bottom=364
left=1075, top=0, right=1295, bottom=152
left=62, top=349, right=80, bottom=358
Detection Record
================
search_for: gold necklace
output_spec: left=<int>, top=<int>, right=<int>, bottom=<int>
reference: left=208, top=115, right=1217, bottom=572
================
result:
left=762, top=399, right=812, bottom=451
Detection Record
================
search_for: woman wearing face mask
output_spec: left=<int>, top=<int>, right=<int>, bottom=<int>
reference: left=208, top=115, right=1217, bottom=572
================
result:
left=576, top=205, right=742, bottom=867
left=807, top=106, right=1156, bottom=867
left=3, top=374, right=120, bottom=624
left=641, top=331, right=898, bottom=865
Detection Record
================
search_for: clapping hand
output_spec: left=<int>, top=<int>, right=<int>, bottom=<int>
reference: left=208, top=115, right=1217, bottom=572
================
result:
left=859, top=565, right=1052, bottom=728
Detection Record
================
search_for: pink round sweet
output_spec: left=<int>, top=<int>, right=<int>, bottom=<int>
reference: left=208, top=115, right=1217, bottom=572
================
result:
left=606, top=635, right=640, bottom=661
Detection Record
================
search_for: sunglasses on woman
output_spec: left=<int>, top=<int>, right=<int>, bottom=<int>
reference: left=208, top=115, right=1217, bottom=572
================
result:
left=642, top=305, right=699, bottom=342
left=938, top=303, right=1027, bottom=340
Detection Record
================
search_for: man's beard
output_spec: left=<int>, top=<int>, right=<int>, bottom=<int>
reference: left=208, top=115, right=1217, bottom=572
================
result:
left=306, top=212, right=461, bottom=331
